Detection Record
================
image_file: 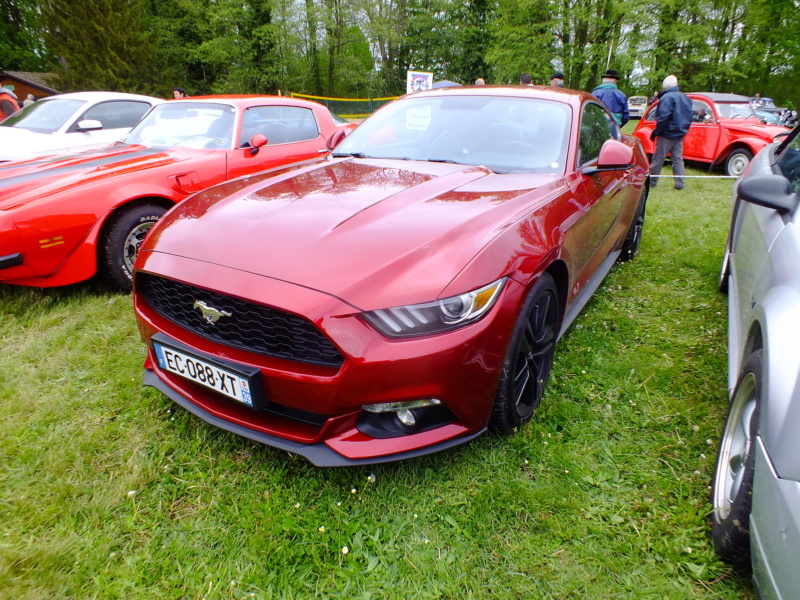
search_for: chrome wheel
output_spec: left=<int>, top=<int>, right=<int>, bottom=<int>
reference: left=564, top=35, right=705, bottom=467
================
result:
left=725, top=150, right=752, bottom=177
left=123, top=221, right=156, bottom=274
left=713, top=373, right=757, bottom=522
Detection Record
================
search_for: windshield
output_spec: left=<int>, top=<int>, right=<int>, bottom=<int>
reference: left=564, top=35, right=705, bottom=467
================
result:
left=0, top=98, right=86, bottom=133
left=333, top=94, right=572, bottom=174
left=124, top=102, right=236, bottom=150
left=628, top=96, right=647, bottom=106
left=716, top=102, right=758, bottom=120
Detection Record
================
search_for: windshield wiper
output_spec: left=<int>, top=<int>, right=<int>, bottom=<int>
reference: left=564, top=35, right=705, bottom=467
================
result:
left=427, top=158, right=460, bottom=164
left=331, top=151, right=370, bottom=158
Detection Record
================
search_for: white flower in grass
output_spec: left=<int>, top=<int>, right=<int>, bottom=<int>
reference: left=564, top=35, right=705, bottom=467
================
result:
left=351, top=488, right=357, bottom=494
left=127, top=490, right=137, bottom=498
left=692, top=424, right=700, bottom=433
left=294, top=502, right=301, bottom=509
left=318, top=526, right=325, bottom=533
left=367, top=473, right=376, bottom=484
left=336, top=501, right=342, bottom=506
left=341, top=546, right=349, bottom=555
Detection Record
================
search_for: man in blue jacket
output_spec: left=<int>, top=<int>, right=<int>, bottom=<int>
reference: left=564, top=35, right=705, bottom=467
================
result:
left=592, top=69, right=629, bottom=126
left=649, top=74, right=693, bottom=190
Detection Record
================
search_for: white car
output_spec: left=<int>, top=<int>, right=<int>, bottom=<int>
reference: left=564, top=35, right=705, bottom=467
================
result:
left=0, top=91, right=163, bottom=162
left=713, top=124, right=800, bottom=597
left=627, top=95, right=648, bottom=119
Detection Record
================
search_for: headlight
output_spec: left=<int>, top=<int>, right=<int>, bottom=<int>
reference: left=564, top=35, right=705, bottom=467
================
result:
left=363, top=278, right=506, bottom=338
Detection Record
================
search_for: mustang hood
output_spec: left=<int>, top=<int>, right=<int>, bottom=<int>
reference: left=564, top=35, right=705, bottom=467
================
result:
left=0, top=144, right=205, bottom=210
left=142, top=158, right=563, bottom=310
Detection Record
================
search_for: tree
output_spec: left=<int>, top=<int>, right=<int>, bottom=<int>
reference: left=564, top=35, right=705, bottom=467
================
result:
left=0, top=0, right=56, bottom=71
left=43, top=0, right=158, bottom=93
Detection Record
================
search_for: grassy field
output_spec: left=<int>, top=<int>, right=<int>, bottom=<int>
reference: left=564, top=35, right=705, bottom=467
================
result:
left=0, top=167, right=757, bottom=599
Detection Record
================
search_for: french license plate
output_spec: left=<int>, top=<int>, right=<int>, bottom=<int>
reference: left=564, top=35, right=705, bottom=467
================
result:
left=153, top=341, right=256, bottom=407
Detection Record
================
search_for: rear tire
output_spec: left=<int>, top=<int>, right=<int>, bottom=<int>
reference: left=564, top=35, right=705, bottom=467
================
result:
left=710, top=350, right=761, bottom=565
left=490, top=273, right=559, bottom=433
left=100, top=204, right=166, bottom=292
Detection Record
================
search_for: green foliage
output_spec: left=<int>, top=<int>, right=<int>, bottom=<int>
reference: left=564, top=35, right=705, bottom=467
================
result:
left=0, top=171, right=759, bottom=598
left=6, top=0, right=800, bottom=107
left=0, top=0, right=56, bottom=71
left=42, top=0, right=158, bottom=94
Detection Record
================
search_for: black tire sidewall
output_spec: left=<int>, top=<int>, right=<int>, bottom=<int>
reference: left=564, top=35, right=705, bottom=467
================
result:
left=101, top=204, right=166, bottom=292
left=619, top=187, right=647, bottom=262
left=710, top=349, right=762, bottom=565
left=489, top=272, right=559, bottom=433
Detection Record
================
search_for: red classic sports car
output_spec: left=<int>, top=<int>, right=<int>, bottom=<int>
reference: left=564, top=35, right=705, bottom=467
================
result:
left=133, top=86, right=650, bottom=466
left=0, top=96, right=354, bottom=291
left=633, top=92, right=789, bottom=177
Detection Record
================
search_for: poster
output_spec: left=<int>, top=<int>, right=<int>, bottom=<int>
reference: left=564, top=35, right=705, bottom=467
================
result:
left=406, top=71, right=433, bottom=94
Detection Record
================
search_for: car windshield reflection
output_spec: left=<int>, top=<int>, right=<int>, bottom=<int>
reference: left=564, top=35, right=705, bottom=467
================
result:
left=717, top=103, right=759, bottom=120
left=0, top=98, right=87, bottom=133
left=124, top=102, right=236, bottom=150
left=333, top=94, right=572, bottom=174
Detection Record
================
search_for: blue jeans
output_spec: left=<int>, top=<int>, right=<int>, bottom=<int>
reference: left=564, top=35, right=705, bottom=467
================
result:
left=650, top=136, right=685, bottom=189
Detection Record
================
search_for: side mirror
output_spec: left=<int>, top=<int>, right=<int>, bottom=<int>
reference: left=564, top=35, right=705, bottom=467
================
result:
left=76, top=119, right=103, bottom=132
left=327, top=128, right=348, bottom=150
left=247, top=134, right=268, bottom=156
left=595, top=139, right=634, bottom=170
left=738, top=174, right=800, bottom=215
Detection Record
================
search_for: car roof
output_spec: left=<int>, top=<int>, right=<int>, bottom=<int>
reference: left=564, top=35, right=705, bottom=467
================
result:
left=394, top=84, right=592, bottom=107
left=43, top=91, right=162, bottom=102
left=688, top=92, right=751, bottom=103
left=173, top=95, right=329, bottom=111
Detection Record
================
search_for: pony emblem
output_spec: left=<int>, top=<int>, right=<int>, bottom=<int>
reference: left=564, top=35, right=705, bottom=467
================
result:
left=193, top=300, right=232, bottom=324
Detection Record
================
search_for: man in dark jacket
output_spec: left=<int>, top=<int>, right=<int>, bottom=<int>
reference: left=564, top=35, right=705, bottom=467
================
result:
left=592, top=69, right=629, bottom=126
left=649, top=74, right=693, bottom=190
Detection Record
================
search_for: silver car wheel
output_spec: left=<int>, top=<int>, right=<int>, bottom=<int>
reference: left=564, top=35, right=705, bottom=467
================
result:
left=712, top=372, right=757, bottom=522
left=123, top=221, right=156, bottom=274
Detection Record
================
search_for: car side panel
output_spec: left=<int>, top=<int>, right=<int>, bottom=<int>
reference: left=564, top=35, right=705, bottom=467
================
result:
left=751, top=436, right=800, bottom=600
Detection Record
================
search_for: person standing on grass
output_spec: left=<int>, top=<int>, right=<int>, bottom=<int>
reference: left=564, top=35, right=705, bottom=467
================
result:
left=649, top=74, right=693, bottom=191
left=591, top=69, right=629, bottom=127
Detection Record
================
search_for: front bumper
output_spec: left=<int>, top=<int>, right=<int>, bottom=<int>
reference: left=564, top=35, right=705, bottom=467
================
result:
left=134, top=252, right=524, bottom=465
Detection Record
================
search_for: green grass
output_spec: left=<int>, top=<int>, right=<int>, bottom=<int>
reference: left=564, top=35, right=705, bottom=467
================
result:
left=0, top=170, right=756, bottom=599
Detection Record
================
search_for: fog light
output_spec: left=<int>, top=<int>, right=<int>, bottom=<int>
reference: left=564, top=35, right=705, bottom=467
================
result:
left=362, top=399, right=441, bottom=413
left=396, top=409, right=416, bottom=426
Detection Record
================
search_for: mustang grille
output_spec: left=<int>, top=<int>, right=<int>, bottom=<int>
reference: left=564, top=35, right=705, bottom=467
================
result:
left=137, top=273, right=344, bottom=367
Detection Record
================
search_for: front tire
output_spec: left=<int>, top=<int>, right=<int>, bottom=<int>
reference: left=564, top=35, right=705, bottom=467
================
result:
left=619, top=187, right=648, bottom=262
left=725, top=149, right=753, bottom=178
left=490, top=272, right=560, bottom=433
left=710, top=350, right=761, bottom=565
left=100, top=204, right=167, bottom=292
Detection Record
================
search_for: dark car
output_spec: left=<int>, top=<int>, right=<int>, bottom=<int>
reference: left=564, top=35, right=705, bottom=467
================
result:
left=133, top=86, right=650, bottom=466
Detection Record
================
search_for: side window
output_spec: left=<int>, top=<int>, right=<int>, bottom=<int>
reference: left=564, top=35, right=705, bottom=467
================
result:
left=74, top=101, right=152, bottom=131
left=691, top=100, right=713, bottom=123
left=239, top=106, right=319, bottom=147
left=777, top=134, right=800, bottom=192
left=642, top=104, right=657, bottom=123
left=578, top=103, right=616, bottom=167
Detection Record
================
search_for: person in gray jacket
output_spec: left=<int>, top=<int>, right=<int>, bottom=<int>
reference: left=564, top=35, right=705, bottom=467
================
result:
left=649, top=74, right=693, bottom=190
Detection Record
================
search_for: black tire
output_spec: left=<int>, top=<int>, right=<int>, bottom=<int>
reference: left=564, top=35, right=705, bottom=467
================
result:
left=725, top=149, right=753, bottom=178
left=490, top=272, right=559, bottom=433
left=619, top=187, right=648, bottom=262
left=710, top=350, right=762, bottom=565
left=100, top=204, right=166, bottom=292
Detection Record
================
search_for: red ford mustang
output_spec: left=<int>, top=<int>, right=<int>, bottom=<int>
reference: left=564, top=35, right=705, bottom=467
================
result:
left=133, top=86, right=650, bottom=466
left=0, top=96, right=353, bottom=291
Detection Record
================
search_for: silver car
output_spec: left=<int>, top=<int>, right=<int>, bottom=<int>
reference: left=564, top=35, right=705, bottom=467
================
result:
left=713, top=124, right=800, bottom=598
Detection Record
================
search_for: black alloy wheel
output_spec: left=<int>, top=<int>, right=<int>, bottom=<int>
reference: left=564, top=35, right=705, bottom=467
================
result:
left=490, top=272, right=560, bottom=433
